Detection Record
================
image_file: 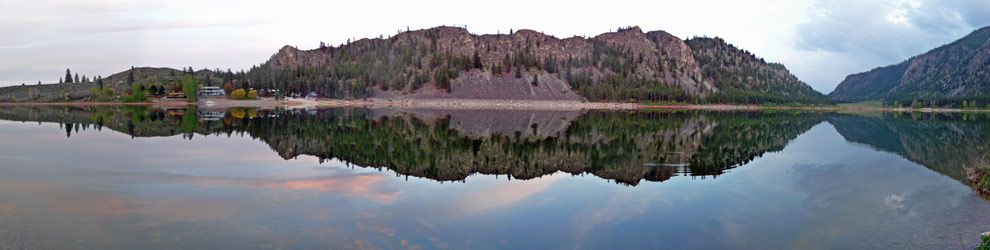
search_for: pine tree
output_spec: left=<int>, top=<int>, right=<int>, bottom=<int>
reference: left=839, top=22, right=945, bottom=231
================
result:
left=473, top=51, right=482, bottom=69
left=65, top=69, right=73, bottom=83
left=59, top=77, right=63, bottom=84
left=128, top=66, right=135, bottom=84
left=74, top=73, right=79, bottom=83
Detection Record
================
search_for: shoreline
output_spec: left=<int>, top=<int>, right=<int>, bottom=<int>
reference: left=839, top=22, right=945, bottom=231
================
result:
left=2, top=98, right=989, bottom=112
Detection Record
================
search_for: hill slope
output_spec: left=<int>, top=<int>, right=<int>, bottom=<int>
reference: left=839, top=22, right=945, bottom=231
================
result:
left=0, top=26, right=828, bottom=104
left=829, top=26, right=990, bottom=103
left=686, top=37, right=826, bottom=104
left=242, top=26, right=827, bottom=104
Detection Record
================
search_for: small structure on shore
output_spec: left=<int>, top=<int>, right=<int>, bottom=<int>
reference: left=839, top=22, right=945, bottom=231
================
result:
left=198, top=86, right=225, bottom=96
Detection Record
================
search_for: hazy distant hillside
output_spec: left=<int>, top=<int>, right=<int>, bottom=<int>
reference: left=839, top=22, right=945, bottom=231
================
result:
left=829, top=27, right=990, bottom=104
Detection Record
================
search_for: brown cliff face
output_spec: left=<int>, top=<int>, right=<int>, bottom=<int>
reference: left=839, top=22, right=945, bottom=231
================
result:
left=257, top=26, right=824, bottom=103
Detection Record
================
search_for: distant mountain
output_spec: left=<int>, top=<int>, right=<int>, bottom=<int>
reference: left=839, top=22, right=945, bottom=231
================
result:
left=829, top=26, right=990, bottom=103
left=245, top=26, right=827, bottom=104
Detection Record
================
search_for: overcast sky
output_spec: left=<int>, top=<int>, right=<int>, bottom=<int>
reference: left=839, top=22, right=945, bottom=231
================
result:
left=2, top=0, right=988, bottom=93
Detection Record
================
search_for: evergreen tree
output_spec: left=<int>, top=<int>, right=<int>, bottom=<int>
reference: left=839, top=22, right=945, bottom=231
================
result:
left=65, top=69, right=73, bottom=83
left=128, top=66, right=135, bottom=84
left=74, top=73, right=79, bottom=83
left=59, top=77, right=63, bottom=84
left=473, top=51, right=482, bottom=69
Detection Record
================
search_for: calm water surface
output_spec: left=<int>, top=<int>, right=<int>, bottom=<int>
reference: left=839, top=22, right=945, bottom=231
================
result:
left=0, top=106, right=989, bottom=249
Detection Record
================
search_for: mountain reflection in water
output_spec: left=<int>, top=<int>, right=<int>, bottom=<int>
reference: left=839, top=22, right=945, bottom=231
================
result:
left=0, top=106, right=833, bottom=185
left=2, top=106, right=990, bottom=249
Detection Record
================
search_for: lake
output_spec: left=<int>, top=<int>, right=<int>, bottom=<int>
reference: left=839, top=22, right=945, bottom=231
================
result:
left=0, top=105, right=988, bottom=249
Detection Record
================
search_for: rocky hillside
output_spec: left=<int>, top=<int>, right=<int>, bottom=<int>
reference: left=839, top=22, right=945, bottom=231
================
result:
left=1, top=26, right=829, bottom=104
left=829, top=26, right=990, bottom=103
left=245, top=26, right=828, bottom=104
left=687, top=37, right=826, bottom=104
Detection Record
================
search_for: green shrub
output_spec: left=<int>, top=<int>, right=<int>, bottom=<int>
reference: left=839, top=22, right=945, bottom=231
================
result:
left=979, top=168, right=990, bottom=191
left=231, top=89, right=246, bottom=100
left=976, top=233, right=990, bottom=250
left=102, top=88, right=115, bottom=101
left=181, top=75, right=199, bottom=102
left=121, top=83, right=148, bottom=103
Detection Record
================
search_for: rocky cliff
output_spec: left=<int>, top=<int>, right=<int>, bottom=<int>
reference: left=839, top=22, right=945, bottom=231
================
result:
left=248, top=26, right=827, bottom=104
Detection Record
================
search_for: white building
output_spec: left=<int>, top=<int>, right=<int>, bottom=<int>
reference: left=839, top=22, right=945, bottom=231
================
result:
left=198, top=86, right=226, bottom=96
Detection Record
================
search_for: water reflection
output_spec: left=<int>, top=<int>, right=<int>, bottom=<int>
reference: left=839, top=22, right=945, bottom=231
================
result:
left=1, top=106, right=990, bottom=249
left=0, top=106, right=831, bottom=185
left=829, top=112, right=990, bottom=183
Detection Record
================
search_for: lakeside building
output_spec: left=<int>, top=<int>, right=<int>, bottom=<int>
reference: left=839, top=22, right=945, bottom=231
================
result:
left=198, top=86, right=226, bottom=96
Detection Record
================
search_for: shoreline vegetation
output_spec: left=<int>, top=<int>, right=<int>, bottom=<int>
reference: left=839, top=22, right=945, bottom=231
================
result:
left=4, top=97, right=990, bottom=112
left=968, top=158, right=990, bottom=199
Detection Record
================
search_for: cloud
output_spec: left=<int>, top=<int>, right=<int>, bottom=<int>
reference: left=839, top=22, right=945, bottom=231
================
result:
left=69, top=19, right=264, bottom=34
left=450, top=173, right=561, bottom=215
left=793, top=0, right=990, bottom=92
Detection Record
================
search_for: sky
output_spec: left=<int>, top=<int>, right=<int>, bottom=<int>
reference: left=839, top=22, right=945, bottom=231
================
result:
left=1, top=0, right=989, bottom=93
